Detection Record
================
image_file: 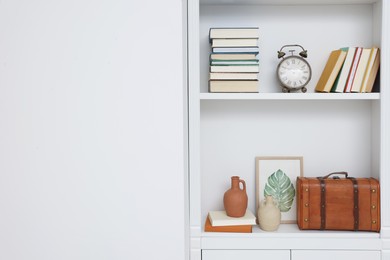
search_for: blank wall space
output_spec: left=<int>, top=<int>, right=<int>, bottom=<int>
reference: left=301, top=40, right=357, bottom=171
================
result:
left=0, top=1, right=186, bottom=260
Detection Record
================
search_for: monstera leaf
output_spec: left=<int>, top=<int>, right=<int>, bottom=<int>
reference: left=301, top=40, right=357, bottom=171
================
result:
left=264, top=169, right=295, bottom=212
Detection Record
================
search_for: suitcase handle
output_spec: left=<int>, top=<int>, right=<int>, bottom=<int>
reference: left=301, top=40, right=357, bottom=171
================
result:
left=322, top=171, right=348, bottom=179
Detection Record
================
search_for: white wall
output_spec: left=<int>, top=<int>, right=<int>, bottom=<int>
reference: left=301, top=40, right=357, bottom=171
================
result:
left=0, top=1, right=187, bottom=259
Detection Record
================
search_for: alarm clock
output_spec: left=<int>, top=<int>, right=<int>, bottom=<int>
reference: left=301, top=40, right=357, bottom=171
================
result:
left=276, top=44, right=312, bottom=93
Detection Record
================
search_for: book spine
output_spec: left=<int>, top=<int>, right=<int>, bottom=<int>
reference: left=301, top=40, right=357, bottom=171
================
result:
left=212, top=47, right=259, bottom=54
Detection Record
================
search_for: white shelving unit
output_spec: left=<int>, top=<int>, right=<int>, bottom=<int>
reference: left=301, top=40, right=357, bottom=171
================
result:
left=187, top=0, right=390, bottom=259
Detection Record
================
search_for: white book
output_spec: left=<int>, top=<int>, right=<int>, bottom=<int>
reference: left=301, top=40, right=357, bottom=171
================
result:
left=210, top=53, right=258, bottom=60
left=344, top=47, right=363, bottom=92
left=212, top=47, right=259, bottom=54
left=332, top=47, right=356, bottom=93
left=350, top=48, right=371, bottom=92
left=209, top=72, right=258, bottom=80
left=210, top=65, right=259, bottom=73
left=360, top=47, right=379, bottom=92
left=208, top=210, right=256, bottom=227
left=212, top=38, right=258, bottom=48
left=211, top=60, right=259, bottom=65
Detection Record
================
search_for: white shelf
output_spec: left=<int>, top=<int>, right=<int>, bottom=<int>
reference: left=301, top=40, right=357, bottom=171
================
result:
left=188, top=0, right=389, bottom=258
left=202, top=224, right=382, bottom=250
left=201, top=225, right=381, bottom=250
left=203, top=224, right=380, bottom=238
left=200, top=92, right=380, bottom=100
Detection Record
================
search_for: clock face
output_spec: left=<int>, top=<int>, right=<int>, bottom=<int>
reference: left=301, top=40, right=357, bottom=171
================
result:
left=277, top=56, right=312, bottom=89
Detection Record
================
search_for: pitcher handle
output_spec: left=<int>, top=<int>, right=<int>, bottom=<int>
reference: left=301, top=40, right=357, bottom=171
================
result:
left=239, top=179, right=246, bottom=191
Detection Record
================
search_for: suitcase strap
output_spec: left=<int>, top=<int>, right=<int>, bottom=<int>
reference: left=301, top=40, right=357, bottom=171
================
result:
left=369, top=178, right=380, bottom=231
left=318, top=178, right=326, bottom=230
left=351, top=177, right=359, bottom=230
left=318, top=177, right=359, bottom=230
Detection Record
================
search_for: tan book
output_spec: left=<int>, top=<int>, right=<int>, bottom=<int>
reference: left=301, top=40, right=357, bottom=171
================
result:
left=209, top=27, right=259, bottom=39
left=315, top=49, right=347, bottom=92
left=204, top=217, right=252, bottom=233
left=209, top=80, right=259, bottom=93
left=360, top=48, right=380, bottom=93
left=350, top=48, right=371, bottom=92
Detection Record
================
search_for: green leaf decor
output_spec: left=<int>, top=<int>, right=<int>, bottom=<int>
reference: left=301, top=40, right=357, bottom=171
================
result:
left=264, top=169, right=295, bottom=212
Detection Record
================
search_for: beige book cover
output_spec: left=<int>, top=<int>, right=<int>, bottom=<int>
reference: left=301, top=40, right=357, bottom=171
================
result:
left=360, top=48, right=380, bottom=93
left=209, top=80, right=259, bottom=93
left=315, top=49, right=347, bottom=92
left=350, top=48, right=371, bottom=92
left=208, top=210, right=256, bottom=226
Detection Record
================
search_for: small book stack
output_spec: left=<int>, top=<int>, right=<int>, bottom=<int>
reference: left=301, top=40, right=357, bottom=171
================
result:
left=315, top=46, right=380, bottom=93
left=209, top=27, right=260, bottom=93
left=204, top=210, right=256, bottom=233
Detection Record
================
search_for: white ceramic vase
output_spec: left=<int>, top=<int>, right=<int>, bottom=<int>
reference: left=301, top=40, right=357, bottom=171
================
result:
left=258, top=195, right=281, bottom=231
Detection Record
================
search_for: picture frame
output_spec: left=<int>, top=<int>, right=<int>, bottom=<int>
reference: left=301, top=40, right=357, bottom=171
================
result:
left=256, top=156, right=303, bottom=224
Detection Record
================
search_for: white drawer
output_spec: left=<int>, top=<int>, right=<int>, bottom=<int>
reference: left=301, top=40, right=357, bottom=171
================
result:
left=292, top=250, right=381, bottom=260
left=202, top=250, right=290, bottom=260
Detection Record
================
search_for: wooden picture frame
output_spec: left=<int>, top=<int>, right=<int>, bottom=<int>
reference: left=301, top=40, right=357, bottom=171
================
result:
left=256, top=156, right=303, bottom=224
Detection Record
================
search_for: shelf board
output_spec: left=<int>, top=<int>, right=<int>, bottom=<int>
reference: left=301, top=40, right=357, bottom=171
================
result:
left=201, top=224, right=381, bottom=250
left=200, top=92, right=380, bottom=100
left=202, top=224, right=380, bottom=238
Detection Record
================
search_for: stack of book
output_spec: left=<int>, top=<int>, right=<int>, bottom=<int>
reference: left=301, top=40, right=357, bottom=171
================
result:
left=209, top=27, right=260, bottom=93
left=204, top=210, right=256, bottom=233
left=315, top=47, right=380, bottom=93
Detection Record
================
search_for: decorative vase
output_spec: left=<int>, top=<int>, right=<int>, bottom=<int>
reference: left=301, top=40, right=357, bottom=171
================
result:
left=258, top=195, right=281, bottom=231
left=223, top=176, right=248, bottom=217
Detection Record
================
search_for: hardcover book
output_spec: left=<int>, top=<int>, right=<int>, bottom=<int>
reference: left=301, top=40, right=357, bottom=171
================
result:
left=209, top=72, right=258, bottom=80
left=209, top=27, right=259, bottom=40
left=210, top=65, right=259, bottom=73
left=315, top=49, right=347, bottom=92
left=204, top=217, right=252, bottom=233
left=212, top=38, right=258, bottom=48
left=360, top=47, right=380, bottom=93
left=210, top=53, right=258, bottom=60
left=344, top=47, right=363, bottom=92
left=209, top=80, right=259, bottom=93
left=331, top=47, right=356, bottom=93
left=350, top=48, right=371, bottom=92
left=208, top=210, right=257, bottom=226
left=212, top=47, right=259, bottom=54
left=210, top=59, right=259, bottom=65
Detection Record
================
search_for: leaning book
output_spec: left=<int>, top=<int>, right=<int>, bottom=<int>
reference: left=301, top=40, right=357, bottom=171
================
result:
left=208, top=210, right=256, bottom=227
left=315, top=49, right=347, bottom=92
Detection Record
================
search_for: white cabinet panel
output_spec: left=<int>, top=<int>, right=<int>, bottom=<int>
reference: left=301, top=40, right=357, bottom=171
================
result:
left=292, top=250, right=381, bottom=260
left=202, top=250, right=289, bottom=260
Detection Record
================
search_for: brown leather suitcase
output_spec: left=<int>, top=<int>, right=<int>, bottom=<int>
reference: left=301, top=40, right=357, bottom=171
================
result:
left=296, top=172, right=380, bottom=232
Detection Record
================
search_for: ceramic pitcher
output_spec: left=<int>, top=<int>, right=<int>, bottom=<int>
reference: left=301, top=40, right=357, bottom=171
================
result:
left=258, top=195, right=281, bottom=231
left=223, top=176, right=248, bottom=217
